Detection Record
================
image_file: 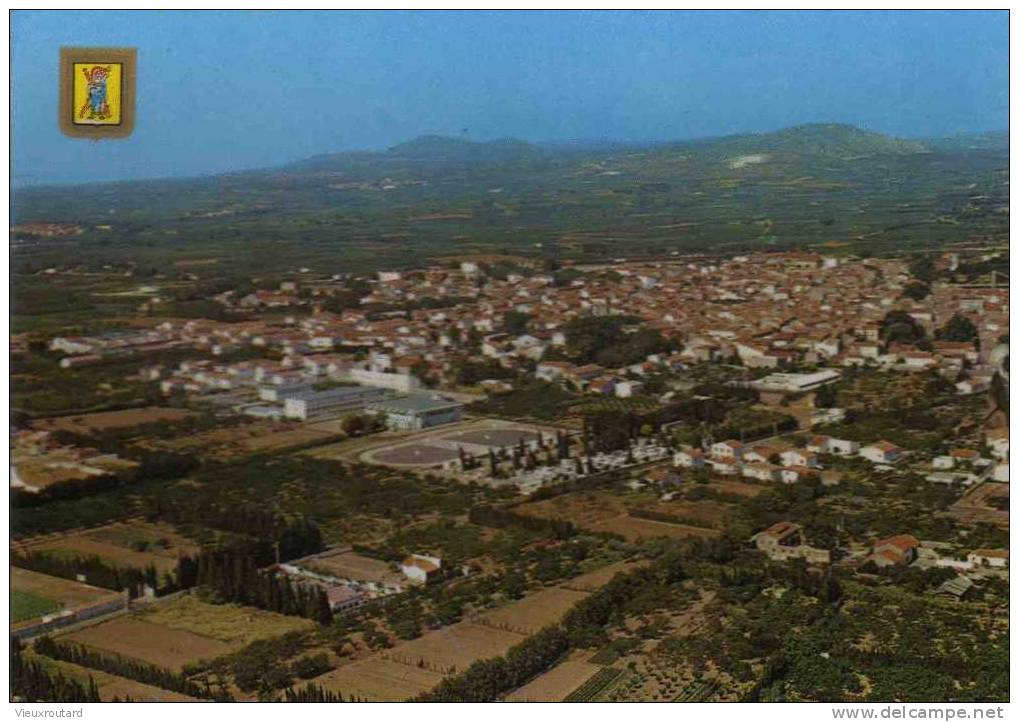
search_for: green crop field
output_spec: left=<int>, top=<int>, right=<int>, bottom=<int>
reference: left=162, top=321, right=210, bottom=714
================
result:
left=12, top=589, right=60, bottom=623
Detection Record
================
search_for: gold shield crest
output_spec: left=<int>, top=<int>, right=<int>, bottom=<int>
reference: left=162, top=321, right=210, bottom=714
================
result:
left=59, top=47, right=136, bottom=139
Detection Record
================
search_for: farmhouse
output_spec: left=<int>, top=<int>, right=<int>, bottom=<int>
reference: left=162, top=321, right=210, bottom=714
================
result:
left=807, top=435, right=859, bottom=456
left=859, top=441, right=904, bottom=464
left=868, top=534, right=920, bottom=567
left=673, top=448, right=705, bottom=469
left=967, top=549, right=1009, bottom=569
left=751, top=521, right=831, bottom=564
left=400, top=554, right=443, bottom=585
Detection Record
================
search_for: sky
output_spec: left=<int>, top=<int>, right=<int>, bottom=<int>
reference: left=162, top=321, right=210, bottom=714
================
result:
left=11, top=10, right=1009, bottom=185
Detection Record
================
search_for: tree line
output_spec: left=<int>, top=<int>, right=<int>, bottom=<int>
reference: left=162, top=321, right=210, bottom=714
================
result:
left=11, top=639, right=101, bottom=703
left=34, top=636, right=232, bottom=701
left=196, top=549, right=333, bottom=624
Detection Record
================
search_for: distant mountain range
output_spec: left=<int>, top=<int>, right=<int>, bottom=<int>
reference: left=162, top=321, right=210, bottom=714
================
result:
left=12, top=122, right=1008, bottom=270
left=288, top=123, right=1005, bottom=174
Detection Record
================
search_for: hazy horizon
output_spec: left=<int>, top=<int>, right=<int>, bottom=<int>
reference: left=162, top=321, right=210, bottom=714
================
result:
left=12, top=10, right=1008, bottom=186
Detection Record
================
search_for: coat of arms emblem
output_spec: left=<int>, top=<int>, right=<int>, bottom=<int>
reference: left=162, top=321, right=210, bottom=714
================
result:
left=60, top=47, right=136, bottom=138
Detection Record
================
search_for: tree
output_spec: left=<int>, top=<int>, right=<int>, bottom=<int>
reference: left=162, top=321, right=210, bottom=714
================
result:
left=341, top=414, right=366, bottom=436
left=935, top=314, right=979, bottom=344
left=901, top=281, right=930, bottom=302
left=503, top=310, right=531, bottom=335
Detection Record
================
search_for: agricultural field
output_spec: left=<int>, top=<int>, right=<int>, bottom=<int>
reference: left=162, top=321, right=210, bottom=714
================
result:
left=312, top=656, right=444, bottom=702
left=133, top=594, right=316, bottom=647
left=26, top=653, right=199, bottom=702
left=380, top=622, right=525, bottom=674
left=11, top=567, right=123, bottom=626
left=300, top=550, right=402, bottom=586
left=58, top=595, right=316, bottom=672
left=504, top=656, right=604, bottom=702
left=60, top=618, right=233, bottom=672
left=12, top=590, right=60, bottom=623
left=948, top=482, right=1010, bottom=528
left=141, top=419, right=342, bottom=460
left=514, top=491, right=722, bottom=542
left=475, top=587, right=590, bottom=636
left=16, top=520, right=199, bottom=576
left=33, top=407, right=196, bottom=434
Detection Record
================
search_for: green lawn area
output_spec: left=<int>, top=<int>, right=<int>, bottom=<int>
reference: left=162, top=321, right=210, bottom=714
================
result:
left=12, top=589, right=60, bottom=623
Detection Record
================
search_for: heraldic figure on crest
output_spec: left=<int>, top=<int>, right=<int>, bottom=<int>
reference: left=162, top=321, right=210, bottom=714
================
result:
left=79, top=65, right=111, bottom=120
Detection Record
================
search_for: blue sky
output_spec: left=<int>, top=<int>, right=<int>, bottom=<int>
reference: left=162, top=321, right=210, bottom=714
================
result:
left=12, top=10, right=1009, bottom=185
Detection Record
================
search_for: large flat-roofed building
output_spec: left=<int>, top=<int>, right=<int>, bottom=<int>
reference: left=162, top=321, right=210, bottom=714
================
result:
left=750, top=369, right=841, bottom=393
left=283, top=385, right=387, bottom=421
left=366, top=394, right=463, bottom=430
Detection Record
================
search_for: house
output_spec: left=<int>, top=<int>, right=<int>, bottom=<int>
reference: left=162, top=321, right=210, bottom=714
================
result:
left=750, top=521, right=830, bottom=564
left=935, top=575, right=974, bottom=599
left=779, top=449, right=819, bottom=469
left=807, top=435, right=859, bottom=456
left=615, top=380, right=644, bottom=398
left=707, top=457, right=741, bottom=476
left=742, top=462, right=778, bottom=482
left=949, top=448, right=981, bottom=466
left=326, top=585, right=367, bottom=614
left=711, top=440, right=744, bottom=460
left=400, top=554, right=443, bottom=584
left=868, top=534, right=920, bottom=567
left=859, top=441, right=903, bottom=464
left=986, top=429, right=1009, bottom=461
left=673, top=448, right=705, bottom=469
left=743, top=445, right=780, bottom=464
left=967, top=549, right=1009, bottom=569
left=644, top=467, right=682, bottom=489
left=587, top=376, right=617, bottom=396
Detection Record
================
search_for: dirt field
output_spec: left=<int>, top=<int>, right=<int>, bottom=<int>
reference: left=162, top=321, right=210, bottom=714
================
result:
left=516, top=493, right=720, bottom=542
left=15, top=520, right=199, bottom=576
left=33, top=407, right=196, bottom=433
left=313, top=656, right=444, bottom=701
left=61, top=617, right=232, bottom=671
left=11, top=567, right=123, bottom=626
left=634, top=500, right=732, bottom=529
left=591, top=516, right=720, bottom=541
left=309, top=558, right=631, bottom=700
left=146, top=421, right=340, bottom=460
left=948, top=482, right=1009, bottom=528
left=504, top=658, right=602, bottom=702
left=301, top=550, right=401, bottom=585
left=704, top=480, right=768, bottom=498
left=134, top=594, right=315, bottom=647
left=27, top=654, right=199, bottom=702
left=560, top=561, right=645, bottom=592
left=475, top=587, right=590, bottom=636
left=381, top=622, right=525, bottom=674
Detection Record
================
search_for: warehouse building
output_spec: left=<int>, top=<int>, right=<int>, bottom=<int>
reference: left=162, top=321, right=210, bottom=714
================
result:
left=366, top=394, right=463, bottom=430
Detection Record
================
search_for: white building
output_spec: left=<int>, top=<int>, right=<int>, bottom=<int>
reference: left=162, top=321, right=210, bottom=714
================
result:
left=283, top=386, right=386, bottom=421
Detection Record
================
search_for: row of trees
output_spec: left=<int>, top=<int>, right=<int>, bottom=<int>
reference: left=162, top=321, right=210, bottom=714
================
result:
left=33, top=636, right=231, bottom=701
left=415, top=554, right=691, bottom=702
left=468, top=505, right=576, bottom=540
left=414, top=626, right=570, bottom=702
left=12, top=550, right=165, bottom=597
left=196, top=549, right=333, bottom=624
left=11, top=640, right=101, bottom=703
